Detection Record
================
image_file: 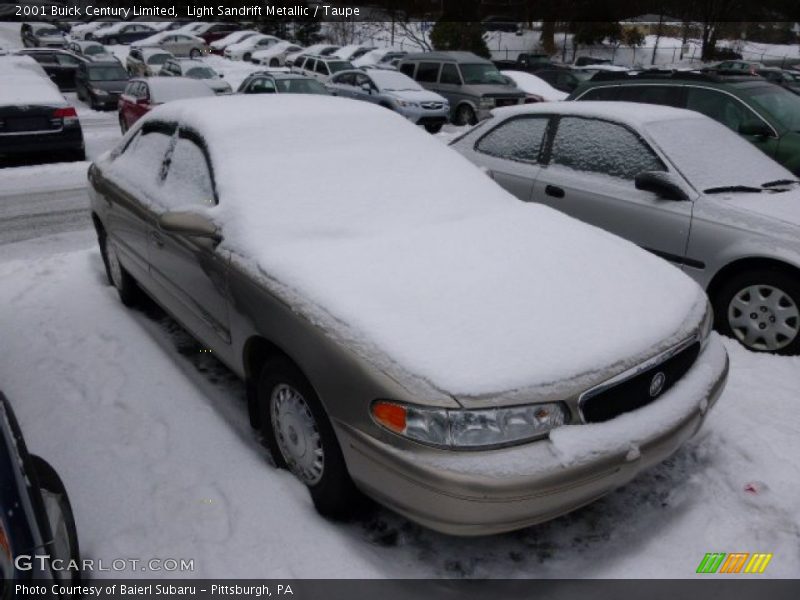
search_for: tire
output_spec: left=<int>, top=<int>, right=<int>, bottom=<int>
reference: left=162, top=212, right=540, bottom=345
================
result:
left=424, top=123, right=443, bottom=134
left=119, top=115, right=128, bottom=134
left=258, top=357, right=365, bottom=520
left=190, top=48, right=201, bottom=59
left=243, top=52, right=251, bottom=62
left=454, top=103, right=477, bottom=126
left=108, top=37, right=118, bottom=45
left=66, top=149, right=86, bottom=162
left=30, top=456, right=81, bottom=589
left=270, top=58, right=280, bottom=67
left=99, top=233, right=140, bottom=307
left=713, top=269, right=800, bottom=355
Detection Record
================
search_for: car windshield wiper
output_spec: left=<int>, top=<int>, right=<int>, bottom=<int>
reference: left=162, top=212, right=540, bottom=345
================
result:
left=762, top=179, right=800, bottom=188
left=704, top=185, right=764, bottom=194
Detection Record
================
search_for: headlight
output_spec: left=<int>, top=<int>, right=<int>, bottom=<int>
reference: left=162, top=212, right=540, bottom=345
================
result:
left=700, top=300, right=714, bottom=347
left=395, top=99, right=419, bottom=108
left=372, top=400, right=568, bottom=449
left=479, top=97, right=495, bottom=108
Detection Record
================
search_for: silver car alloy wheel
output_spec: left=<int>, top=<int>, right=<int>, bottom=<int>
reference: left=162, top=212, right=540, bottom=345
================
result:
left=271, top=384, right=324, bottom=485
left=107, top=241, right=123, bottom=290
left=728, top=284, right=799, bottom=351
left=40, top=488, right=71, bottom=581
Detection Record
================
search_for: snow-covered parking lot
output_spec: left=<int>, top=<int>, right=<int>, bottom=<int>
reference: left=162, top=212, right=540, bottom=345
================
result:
left=1, top=21, right=800, bottom=581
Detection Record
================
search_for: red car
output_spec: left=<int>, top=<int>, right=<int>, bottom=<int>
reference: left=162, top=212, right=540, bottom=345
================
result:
left=118, top=77, right=215, bottom=133
left=196, top=22, right=242, bottom=45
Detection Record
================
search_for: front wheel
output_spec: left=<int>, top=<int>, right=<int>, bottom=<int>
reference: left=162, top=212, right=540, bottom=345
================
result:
left=190, top=48, right=201, bottom=59
left=454, top=103, right=477, bottom=126
left=258, top=357, right=365, bottom=519
left=424, top=123, right=443, bottom=134
left=243, top=52, right=251, bottom=62
left=100, top=234, right=140, bottom=307
left=270, top=58, right=280, bottom=67
left=713, top=269, right=800, bottom=355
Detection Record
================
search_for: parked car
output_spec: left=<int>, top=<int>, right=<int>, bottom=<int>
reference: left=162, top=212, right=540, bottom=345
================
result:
left=398, top=51, right=526, bottom=125
left=501, top=70, right=567, bottom=101
left=159, top=58, right=231, bottom=94
left=352, top=47, right=406, bottom=69
left=332, top=44, right=375, bottom=61
left=126, top=46, right=173, bottom=77
left=117, top=77, right=215, bottom=132
left=134, top=31, right=208, bottom=59
left=293, top=55, right=353, bottom=82
left=709, top=60, right=764, bottom=74
left=20, top=22, right=66, bottom=48
left=328, top=69, right=449, bottom=132
left=756, top=67, right=800, bottom=95
left=93, top=22, right=156, bottom=46
left=574, top=56, right=612, bottom=67
left=224, top=34, right=282, bottom=62
left=69, top=19, right=119, bottom=41
left=0, top=392, right=81, bottom=590
left=251, top=41, right=304, bottom=67
left=173, top=22, right=210, bottom=35
left=569, top=70, right=800, bottom=175
left=0, top=71, right=84, bottom=161
left=534, top=68, right=594, bottom=93
left=88, top=94, right=727, bottom=535
left=209, top=29, right=259, bottom=55
left=285, top=43, right=339, bottom=67
left=75, top=60, right=129, bottom=109
left=67, top=40, right=116, bottom=62
left=14, top=48, right=86, bottom=91
left=194, top=22, right=241, bottom=44
left=453, top=101, right=800, bottom=354
left=237, top=71, right=330, bottom=95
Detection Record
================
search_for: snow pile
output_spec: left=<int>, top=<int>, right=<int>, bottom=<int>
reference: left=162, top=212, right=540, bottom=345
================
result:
left=0, top=73, right=66, bottom=106
left=501, top=70, right=567, bottom=101
left=101, top=95, right=705, bottom=399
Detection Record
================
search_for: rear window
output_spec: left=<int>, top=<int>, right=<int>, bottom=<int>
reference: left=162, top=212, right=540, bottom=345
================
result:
left=416, top=62, right=440, bottom=83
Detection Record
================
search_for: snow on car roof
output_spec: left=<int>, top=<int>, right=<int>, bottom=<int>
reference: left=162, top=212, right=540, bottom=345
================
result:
left=492, top=100, right=703, bottom=127
left=501, top=70, right=567, bottom=101
left=143, top=77, right=216, bottom=102
left=120, top=95, right=704, bottom=398
left=0, top=73, right=66, bottom=106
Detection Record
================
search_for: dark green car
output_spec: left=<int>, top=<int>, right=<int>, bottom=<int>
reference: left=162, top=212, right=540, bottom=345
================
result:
left=569, top=71, right=800, bottom=175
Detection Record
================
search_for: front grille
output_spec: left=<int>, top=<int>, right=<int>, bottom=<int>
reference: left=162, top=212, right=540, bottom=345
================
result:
left=579, top=340, right=701, bottom=423
left=493, top=97, right=520, bottom=107
left=420, top=102, right=443, bottom=110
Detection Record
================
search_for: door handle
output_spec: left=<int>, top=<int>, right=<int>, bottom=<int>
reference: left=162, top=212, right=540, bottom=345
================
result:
left=149, top=230, right=164, bottom=248
left=545, top=185, right=565, bottom=199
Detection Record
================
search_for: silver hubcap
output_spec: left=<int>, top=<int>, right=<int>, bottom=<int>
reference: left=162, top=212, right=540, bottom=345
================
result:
left=107, top=241, right=123, bottom=289
left=271, top=384, right=324, bottom=485
left=41, top=489, right=71, bottom=581
left=728, top=284, right=799, bottom=351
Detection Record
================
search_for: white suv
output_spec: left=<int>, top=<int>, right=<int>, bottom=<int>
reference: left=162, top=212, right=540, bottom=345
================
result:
left=292, top=55, right=353, bottom=82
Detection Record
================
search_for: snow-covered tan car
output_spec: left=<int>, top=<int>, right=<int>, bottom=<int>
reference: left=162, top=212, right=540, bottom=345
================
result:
left=224, top=34, right=281, bottom=62
left=328, top=69, right=449, bottom=133
left=88, top=95, right=727, bottom=535
left=453, top=101, right=800, bottom=355
left=251, top=41, right=304, bottom=67
left=134, top=31, right=208, bottom=59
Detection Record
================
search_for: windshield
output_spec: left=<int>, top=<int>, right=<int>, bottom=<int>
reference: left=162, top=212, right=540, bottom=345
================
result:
left=645, top=117, right=792, bottom=192
left=147, top=53, right=170, bottom=65
left=186, top=66, right=216, bottom=79
left=36, top=27, right=60, bottom=36
left=84, top=45, right=107, bottom=56
left=327, top=61, right=352, bottom=74
left=88, top=66, right=128, bottom=81
left=276, top=78, right=329, bottom=95
left=370, top=71, right=421, bottom=92
left=460, top=63, right=508, bottom=85
left=746, top=84, right=800, bottom=131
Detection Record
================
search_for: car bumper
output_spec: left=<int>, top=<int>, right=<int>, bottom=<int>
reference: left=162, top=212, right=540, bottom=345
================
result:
left=401, top=106, right=450, bottom=126
left=90, top=95, right=120, bottom=110
left=336, top=334, right=728, bottom=536
left=0, top=128, right=84, bottom=157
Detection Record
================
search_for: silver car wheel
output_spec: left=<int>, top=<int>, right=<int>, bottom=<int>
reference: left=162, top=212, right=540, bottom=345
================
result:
left=271, top=384, right=324, bottom=485
left=40, top=488, right=71, bottom=581
left=107, top=241, right=123, bottom=289
left=728, top=284, right=799, bottom=351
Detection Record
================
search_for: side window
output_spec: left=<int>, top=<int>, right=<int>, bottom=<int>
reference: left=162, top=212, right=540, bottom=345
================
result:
left=685, top=88, right=750, bottom=132
left=399, top=62, right=415, bottom=78
left=249, top=77, right=276, bottom=94
left=476, top=117, right=549, bottom=162
left=304, top=58, right=316, bottom=72
left=551, top=117, right=665, bottom=180
left=162, top=136, right=215, bottom=207
left=315, top=61, right=329, bottom=75
left=354, top=73, right=370, bottom=87
left=617, top=85, right=683, bottom=107
left=334, top=72, right=354, bottom=86
left=579, top=86, right=618, bottom=100
left=416, top=62, right=440, bottom=83
left=111, top=127, right=174, bottom=192
left=439, top=63, right=461, bottom=85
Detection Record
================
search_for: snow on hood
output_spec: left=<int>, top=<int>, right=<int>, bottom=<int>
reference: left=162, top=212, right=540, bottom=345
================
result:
left=127, top=96, right=705, bottom=398
left=722, top=188, right=800, bottom=229
left=501, top=70, right=567, bottom=101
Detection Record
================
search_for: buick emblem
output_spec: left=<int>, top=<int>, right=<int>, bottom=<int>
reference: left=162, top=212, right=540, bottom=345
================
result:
left=649, top=372, right=666, bottom=398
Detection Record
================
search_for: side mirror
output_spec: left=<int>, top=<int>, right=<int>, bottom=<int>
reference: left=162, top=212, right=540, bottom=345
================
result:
left=634, top=171, right=689, bottom=201
left=738, top=120, right=771, bottom=138
left=360, top=83, right=372, bottom=94
left=158, top=211, right=220, bottom=240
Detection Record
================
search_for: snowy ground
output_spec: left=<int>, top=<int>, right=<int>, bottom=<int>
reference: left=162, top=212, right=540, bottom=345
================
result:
left=1, top=20, right=799, bottom=580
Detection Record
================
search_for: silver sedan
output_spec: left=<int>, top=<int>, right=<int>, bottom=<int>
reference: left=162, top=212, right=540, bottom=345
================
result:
left=452, top=101, right=800, bottom=354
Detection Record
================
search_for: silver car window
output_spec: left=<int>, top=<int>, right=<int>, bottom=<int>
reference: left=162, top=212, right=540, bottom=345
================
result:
left=476, top=117, right=549, bottom=163
left=551, top=117, right=666, bottom=181
left=162, top=136, right=215, bottom=207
